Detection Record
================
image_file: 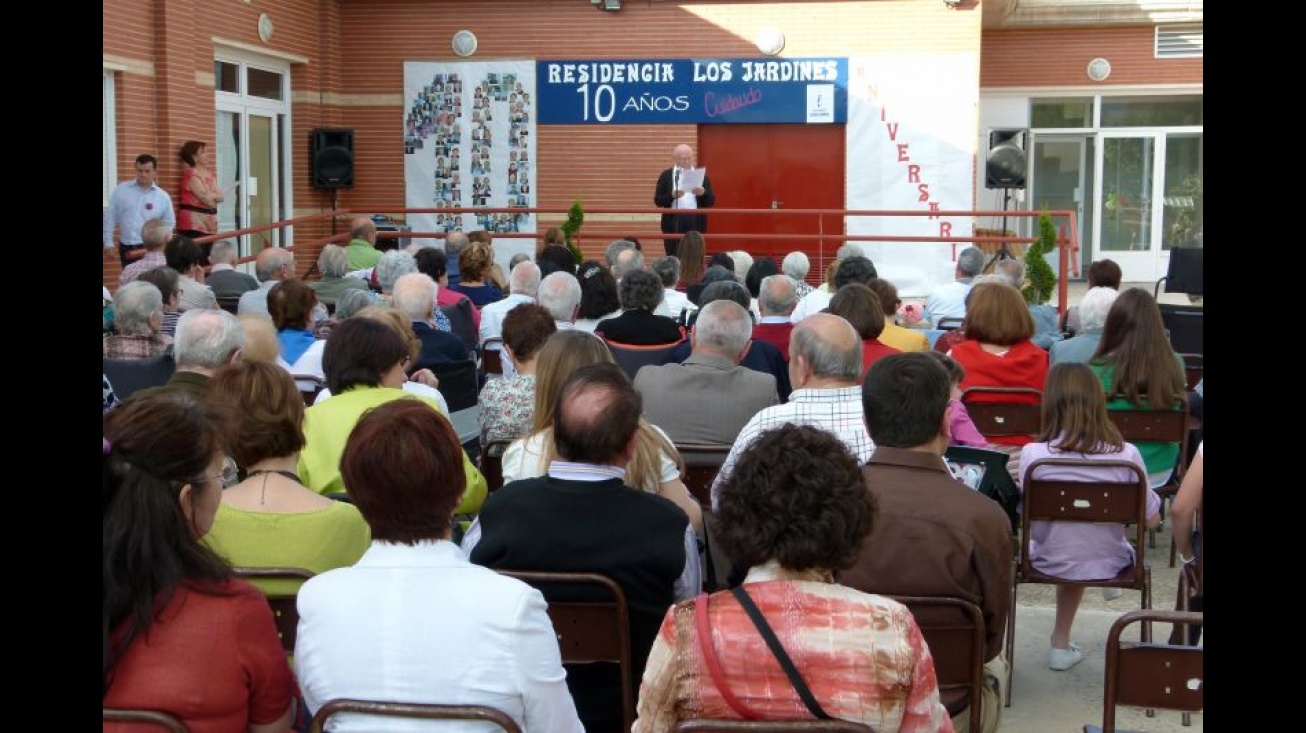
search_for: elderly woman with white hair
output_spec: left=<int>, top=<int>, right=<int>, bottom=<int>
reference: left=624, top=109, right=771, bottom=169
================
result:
left=309, top=243, right=371, bottom=308
left=1049, top=286, right=1120, bottom=365
left=103, top=281, right=171, bottom=359
left=782, top=250, right=814, bottom=299
left=374, top=249, right=451, bottom=331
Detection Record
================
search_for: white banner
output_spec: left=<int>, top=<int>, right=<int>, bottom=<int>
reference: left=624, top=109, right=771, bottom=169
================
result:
left=404, top=60, right=537, bottom=265
left=845, top=54, right=978, bottom=298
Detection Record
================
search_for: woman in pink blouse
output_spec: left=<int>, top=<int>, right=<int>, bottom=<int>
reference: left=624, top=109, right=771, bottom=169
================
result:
left=1017, top=362, right=1161, bottom=672
left=177, top=140, right=228, bottom=262
left=633, top=424, right=951, bottom=733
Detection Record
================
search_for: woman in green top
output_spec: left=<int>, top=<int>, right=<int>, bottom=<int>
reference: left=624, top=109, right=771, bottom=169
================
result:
left=1088, top=287, right=1188, bottom=488
left=202, top=361, right=371, bottom=594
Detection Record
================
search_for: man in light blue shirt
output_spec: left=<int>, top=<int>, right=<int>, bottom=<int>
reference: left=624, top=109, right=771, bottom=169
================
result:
left=104, top=154, right=177, bottom=269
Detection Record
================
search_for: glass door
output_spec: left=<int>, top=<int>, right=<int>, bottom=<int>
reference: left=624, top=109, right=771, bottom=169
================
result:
left=1031, top=135, right=1094, bottom=279
left=1096, top=133, right=1161, bottom=282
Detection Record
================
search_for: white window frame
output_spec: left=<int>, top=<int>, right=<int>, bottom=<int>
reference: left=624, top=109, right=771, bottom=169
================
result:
left=103, top=69, right=118, bottom=208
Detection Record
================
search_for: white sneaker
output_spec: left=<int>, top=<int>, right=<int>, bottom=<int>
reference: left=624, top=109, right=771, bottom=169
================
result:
left=1102, top=588, right=1123, bottom=601
left=1048, top=643, right=1084, bottom=671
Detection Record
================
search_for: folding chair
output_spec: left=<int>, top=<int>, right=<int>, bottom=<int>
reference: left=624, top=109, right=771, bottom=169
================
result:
left=232, top=566, right=315, bottom=655
left=1005, top=457, right=1153, bottom=707
left=440, top=297, right=479, bottom=351
left=674, top=442, right=732, bottom=509
left=936, top=317, right=965, bottom=331
left=103, top=354, right=177, bottom=401
left=102, top=708, right=189, bottom=732
left=427, top=356, right=480, bottom=412
left=889, top=595, right=986, bottom=732
left=1107, top=403, right=1191, bottom=564
left=480, top=336, right=505, bottom=376
left=673, top=721, right=872, bottom=732
left=604, top=338, right=686, bottom=381
left=1083, top=610, right=1203, bottom=733
left=497, top=570, right=634, bottom=733
left=478, top=437, right=515, bottom=493
left=291, top=374, right=327, bottom=406
left=216, top=293, right=241, bottom=315
left=310, top=699, right=522, bottom=733
left=960, top=386, right=1043, bottom=443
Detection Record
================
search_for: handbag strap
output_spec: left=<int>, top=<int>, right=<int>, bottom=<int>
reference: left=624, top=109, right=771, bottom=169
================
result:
left=729, top=586, right=832, bottom=720
left=694, top=592, right=762, bottom=720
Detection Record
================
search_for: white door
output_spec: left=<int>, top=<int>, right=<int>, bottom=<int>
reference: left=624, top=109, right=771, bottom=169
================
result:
left=1095, top=133, right=1167, bottom=282
left=1031, top=135, right=1093, bottom=279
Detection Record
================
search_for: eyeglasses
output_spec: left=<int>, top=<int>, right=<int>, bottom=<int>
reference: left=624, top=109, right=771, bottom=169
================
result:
left=204, top=456, right=240, bottom=489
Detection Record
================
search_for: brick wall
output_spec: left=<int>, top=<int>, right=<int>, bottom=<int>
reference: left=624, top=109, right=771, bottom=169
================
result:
left=981, top=25, right=1202, bottom=88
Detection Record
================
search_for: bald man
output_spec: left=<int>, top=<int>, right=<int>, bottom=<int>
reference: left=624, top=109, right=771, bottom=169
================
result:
left=345, top=216, right=383, bottom=271
left=707, top=312, right=875, bottom=510
left=653, top=143, right=715, bottom=258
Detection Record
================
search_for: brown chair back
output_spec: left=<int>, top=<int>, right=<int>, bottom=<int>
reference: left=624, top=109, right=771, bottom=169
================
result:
left=232, top=566, right=315, bottom=654
left=216, top=293, right=241, bottom=315
left=604, top=338, right=686, bottom=380
left=478, top=438, right=515, bottom=493
left=102, top=708, right=189, bottom=732
left=310, top=699, right=522, bottom=733
left=481, top=336, right=505, bottom=376
left=1179, top=353, right=1202, bottom=391
left=1106, top=405, right=1191, bottom=491
left=673, top=720, right=872, bottom=732
left=1086, top=609, right=1203, bottom=733
left=936, top=317, right=965, bottom=331
left=497, top=570, right=634, bottom=732
left=291, top=374, right=327, bottom=406
left=960, top=386, right=1042, bottom=442
left=675, top=442, right=732, bottom=508
left=888, top=595, right=985, bottom=732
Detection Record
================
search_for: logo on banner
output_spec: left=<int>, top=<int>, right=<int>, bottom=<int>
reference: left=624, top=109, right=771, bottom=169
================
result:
left=806, top=84, right=834, bottom=124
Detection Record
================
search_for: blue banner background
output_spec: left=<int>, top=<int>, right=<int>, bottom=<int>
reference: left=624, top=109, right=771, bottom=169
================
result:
left=536, top=58, right=847, bottom=124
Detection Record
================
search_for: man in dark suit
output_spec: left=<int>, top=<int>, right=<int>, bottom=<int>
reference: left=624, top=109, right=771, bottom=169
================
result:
left=634, top=300, right=778, bottom=445
left=653, top=144, right=715, bottom=258
left=466, top=363, right=697, bottom=732
left=391, top=272, right=471, bottom=370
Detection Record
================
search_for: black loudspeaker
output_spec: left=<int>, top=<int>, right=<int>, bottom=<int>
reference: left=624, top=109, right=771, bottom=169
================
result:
left=986, top=128, right=1028, bottom=189
left=311, top=128, right=355, bottom=188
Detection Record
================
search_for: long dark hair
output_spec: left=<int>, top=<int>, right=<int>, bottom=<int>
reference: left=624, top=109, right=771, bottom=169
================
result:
left=103, top=391, right=235, bottom=697
left=1090, top=288, right=1187, bottom=409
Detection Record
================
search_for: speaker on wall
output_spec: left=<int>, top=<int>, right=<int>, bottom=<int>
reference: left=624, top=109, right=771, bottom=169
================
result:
left=311, top=128, right=355, bottom=188
left=985, top=128, right=1028, bottom=190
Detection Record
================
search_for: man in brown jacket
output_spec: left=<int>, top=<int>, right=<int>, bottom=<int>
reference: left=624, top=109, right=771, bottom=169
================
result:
left=840, top=351, right=1013, bottom=733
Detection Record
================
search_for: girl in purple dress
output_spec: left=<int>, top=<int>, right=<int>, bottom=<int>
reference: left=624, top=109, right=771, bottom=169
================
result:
left=1018, top=362, right=1161, bottom=671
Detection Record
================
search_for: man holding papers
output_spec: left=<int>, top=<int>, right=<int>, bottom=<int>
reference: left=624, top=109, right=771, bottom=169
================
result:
left=654, top=144, right=716, bottom=257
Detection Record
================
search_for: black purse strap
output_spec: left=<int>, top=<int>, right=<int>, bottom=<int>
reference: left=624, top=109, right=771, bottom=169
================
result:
left=729, top=585, right=831, bottom=720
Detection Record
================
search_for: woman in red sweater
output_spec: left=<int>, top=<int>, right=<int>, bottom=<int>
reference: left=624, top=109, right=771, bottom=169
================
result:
left=948, top=281, right=1049, bottom=446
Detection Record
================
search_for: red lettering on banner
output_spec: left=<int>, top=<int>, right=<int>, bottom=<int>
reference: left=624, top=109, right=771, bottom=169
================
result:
left=897, top=144, right=910, bottom=162
left=939, top=222, right=952, bottom=238
left=907, top=164, right=921, bottom=183
left=880, top=107, right=887, bottom=121
left=928, top=201, right=941, bottom=217
left=885, top=122, right=898, bottom=141
left=919, top=185, right=931, bottom=203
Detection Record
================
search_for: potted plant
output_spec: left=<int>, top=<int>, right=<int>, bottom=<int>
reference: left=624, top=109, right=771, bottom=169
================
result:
left=1022, top=209, right=1058, bottom=305
left=559, top=199, right=585, bottom=264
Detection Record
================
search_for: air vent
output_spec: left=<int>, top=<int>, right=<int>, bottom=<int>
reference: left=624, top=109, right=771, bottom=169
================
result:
left=1156, top=23, right=1203, bottom=59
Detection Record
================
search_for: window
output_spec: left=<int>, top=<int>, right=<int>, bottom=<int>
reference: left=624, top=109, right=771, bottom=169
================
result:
left=247, top=67, right=284, bottom=100
left=103, top=70, right=117, bottom=207
left=1030, top=98, right=1092, bottom=129
left=215, top=60, right=240, bottom=93
left=1102, top=96, right=1202, bottom=127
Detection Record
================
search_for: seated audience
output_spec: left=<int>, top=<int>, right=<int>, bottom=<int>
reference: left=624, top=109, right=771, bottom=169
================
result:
left=103, top=391, right=296, bottom=732
left=676, top=231, right=708, bottom=302
left=743, top=256, right=779, bottom=318
left=1017, top=362, right=1161, bottom=671
left=989, top=259, right=1062, bottom=350
left=297, top=317, right=487, bottom=510
left=268, top=279, right=326, bottom=380
left=677, top=279, right=791, bottom=401
left=468, top=363, right=698, bottom=732
left=782, top=250, right=815, bottom=299
left=118, top=219, right=171, bottom=286
left=104, top=281, right=171, bottom=359
left=1064, top=258, right=1121, bottom=334
left=136, top=266, right=182, bottom=339
left=479, top=303, right=557, bottom=443
left=414, top=245, right=482, bottom=334
left=926, top=246, right=984, bottom=328
left=1170, top=439, right=1204, bottom=645
left=537, top=271, right=583, bottom=327
left=595, top=270, right=686, bottom=346
left=686, top=263, right=737, bottom=311
left=948, top=281, right=1049, bottom=447
left=293, top=399, right=585, bottom=732
left=135, top=308, right=245, bottom=397
left=651, top=256, right=693, bottom=321
left=312, top=305, right=448, bottom=414
left=573, top=261, right=623, bottom=333
left=869, top=277, right=929, bottom=352
left=791, top=254, right=876, bottom=324
left=499, top=330, right=700, bottom=534
left=308, top=244, right=370, bottom=308
left=751, top=273, right=797, bottom=361
left=392, top=272, right=471, bottom=370
left=1049, top=286, right=1118, bottom=365
left=165, top=234, right=217, bottom=312
left=635, top=299, right=778, bottom=445
left=827, top=282, right=902, bottom=380
left=726, top=249, right=754, bottom=285
left=538, top=243, right=578, bottom=277
left=923, top=351, right=989, bottom=448
left=206, top=239, right=259, bottom=300
left=237, top=313, right=280, bottom=364
left=201, top=362, right=370, bottom=589
left=633, top=424, right=951, bottom=732
left=450, top=242, right=506, bottom=306
left=1088, top=287, right=1188, bottom=488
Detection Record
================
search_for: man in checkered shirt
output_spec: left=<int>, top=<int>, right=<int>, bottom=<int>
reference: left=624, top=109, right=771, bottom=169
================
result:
left=709, top=312, right=874, bottom=511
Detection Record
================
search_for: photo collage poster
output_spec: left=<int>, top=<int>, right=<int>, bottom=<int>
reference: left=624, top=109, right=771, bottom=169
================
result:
left=403, top=60, right=536, bottom=250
